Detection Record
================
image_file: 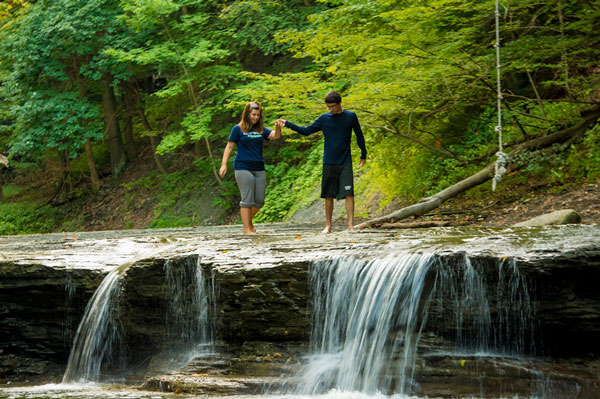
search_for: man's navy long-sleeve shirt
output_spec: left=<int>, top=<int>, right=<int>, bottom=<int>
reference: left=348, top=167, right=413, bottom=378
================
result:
left=285, top=110, right=367, bottom=165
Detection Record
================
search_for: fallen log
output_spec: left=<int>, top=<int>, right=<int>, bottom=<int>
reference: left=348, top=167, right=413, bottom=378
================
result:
left=357, top=109, right=600, bottom=229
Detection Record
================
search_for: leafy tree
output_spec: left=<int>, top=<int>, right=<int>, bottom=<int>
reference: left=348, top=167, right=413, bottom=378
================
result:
left=115, top=0, right=239, bottom=182
left=0, top=0, right=137, bottom=197
left=218, top=0, right=324, bottom=62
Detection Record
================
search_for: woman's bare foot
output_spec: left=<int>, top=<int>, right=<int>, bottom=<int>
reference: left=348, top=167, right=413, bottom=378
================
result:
left=321, top=225, right=332, bottom=234
left=243, top=228, right=257, bottom=235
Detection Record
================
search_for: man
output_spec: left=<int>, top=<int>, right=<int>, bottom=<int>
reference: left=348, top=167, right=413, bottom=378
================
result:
left=276, top=91, right=367, bottom=232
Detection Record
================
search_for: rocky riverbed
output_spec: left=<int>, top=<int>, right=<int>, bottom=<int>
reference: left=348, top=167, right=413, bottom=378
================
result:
left=1, top=223, right=599, bottom=397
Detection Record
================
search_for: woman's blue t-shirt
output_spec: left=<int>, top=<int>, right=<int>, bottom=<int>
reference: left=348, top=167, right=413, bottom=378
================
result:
left=228, top=124, right=271, bottom=171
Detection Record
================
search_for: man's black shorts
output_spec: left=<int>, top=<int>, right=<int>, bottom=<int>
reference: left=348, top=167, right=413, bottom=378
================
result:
left=321, top=163, right=354, bottom=200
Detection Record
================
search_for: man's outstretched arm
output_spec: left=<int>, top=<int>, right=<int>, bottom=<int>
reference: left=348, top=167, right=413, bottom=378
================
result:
left=276, top=118, right=322, bottom=136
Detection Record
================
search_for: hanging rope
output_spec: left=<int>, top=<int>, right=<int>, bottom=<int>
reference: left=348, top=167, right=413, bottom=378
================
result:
left=492, top=0, right=508, bottom=191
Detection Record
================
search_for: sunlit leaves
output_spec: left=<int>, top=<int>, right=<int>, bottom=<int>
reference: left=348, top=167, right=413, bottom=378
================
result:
left=117, top=0, right=237, bottom=154
left=120, top=0, right=179, bottom=29
left=218, top=0, right=322, bottom=56
left=182, top=108, right=215, bottom=141
left=156, top=130, right=187, bottom=155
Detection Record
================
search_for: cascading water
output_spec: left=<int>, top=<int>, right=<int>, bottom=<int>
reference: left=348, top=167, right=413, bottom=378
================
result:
left=62, top=264, right=128, bottom=383
left=300, top=252, right=534, bottom=396
left=62, top=257, right=215, bottom=383
left=162, top=258, right=215, bottom=362
left=62, top=270, right=76, bottom=348
left=431, top=254, right=534, bottom=355
left=300, top=253, right=438, bottom=395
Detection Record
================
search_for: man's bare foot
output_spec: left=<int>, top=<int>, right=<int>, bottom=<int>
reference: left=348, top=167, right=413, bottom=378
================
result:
left=321, top=226, right=332, bottom=234
left=347, top=225, right=355, bottom=231
left=243, top=229, right=257, bottom=235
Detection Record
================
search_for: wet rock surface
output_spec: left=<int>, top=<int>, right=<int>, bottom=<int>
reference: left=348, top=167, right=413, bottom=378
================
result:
left=1, top=223, right=600, bottom=397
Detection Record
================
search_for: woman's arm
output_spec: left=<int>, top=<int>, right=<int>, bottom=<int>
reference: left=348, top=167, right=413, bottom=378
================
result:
left=268, top=122, right=282, bottom=140
left=219, top=141, right=236, bottom=177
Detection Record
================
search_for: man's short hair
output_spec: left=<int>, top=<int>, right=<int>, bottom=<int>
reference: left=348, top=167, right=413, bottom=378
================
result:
left=324, top=91, right=342, bottom=104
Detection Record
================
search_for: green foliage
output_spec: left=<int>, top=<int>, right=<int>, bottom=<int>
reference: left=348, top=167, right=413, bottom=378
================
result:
left=117, top=0, right=238, bottom=155
left=359, top=136, right=432, bottom=208
left=7, top=90, right=102, bottom=159
left=245, top=0, right=600, bottom=207
left=213, top=179, right=239, bottom=211
left=254, top=139, right=323, bottom=222
left=566, top=123, right=600, bottom=181
left=0, top=183, right=24, bottom=199
left=123, top=159, right=223, bottom=228
left=0, top=0, right=133, bottom=181
left=155, top=130, right=187, bottom=155
left=219, top=0, right=324, bottom=57
left=0, top=202, right=60, bottom=235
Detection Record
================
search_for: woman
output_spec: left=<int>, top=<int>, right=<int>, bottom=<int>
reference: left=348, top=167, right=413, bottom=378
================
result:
left=219, top=101, right=282, bottom=235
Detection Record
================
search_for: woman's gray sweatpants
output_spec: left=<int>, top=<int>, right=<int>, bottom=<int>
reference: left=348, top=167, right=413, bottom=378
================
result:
left=234, top=170, right=266, bottom=208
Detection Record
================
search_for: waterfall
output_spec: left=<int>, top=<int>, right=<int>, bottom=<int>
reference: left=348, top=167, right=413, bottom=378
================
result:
left=301, top=253, right=437, bottom=394
left=62, top=257, right=214, bottom=383
left=163, top=258, right=215, bottom=357
left=62, top=264, right=127, bottom=383
left=431, top=254, right=534, bottom=355
left=300, top=252, right=533, bottom=395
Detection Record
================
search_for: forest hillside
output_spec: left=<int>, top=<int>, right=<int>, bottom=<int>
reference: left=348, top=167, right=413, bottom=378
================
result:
left=0, top=0, right=599, bottom=234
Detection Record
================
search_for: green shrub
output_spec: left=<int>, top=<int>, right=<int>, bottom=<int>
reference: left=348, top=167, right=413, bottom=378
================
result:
left=254, top=140, right=322, bottom=222
left=0, top=202, right=60, bottom=235
left=566, top=124, right=600, bottom=181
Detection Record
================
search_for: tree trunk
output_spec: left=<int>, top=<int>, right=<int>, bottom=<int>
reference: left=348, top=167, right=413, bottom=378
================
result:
left=85, top=139, right=100, bottom=191
left=0, top=154, right=7, bottom=201
left=160, top=18, right=221, bottom=183
left=356, top=109, right=600, bottom=229
left=124, top=80, right=168, bottom=174
left=149, top=135, right=168, bottom=175
left=138, top=112, right=167, bottom=174
left=72, top=56, right=101, bottom=191
left=64, top=151, right=74, bottom=196
left=50, top=150, right=72, bottom=203
left=100, top=74, right=127, bottom=177
left=120, top=84, right=138, bottom=162
left=123, top=112, right=137, bottom=162
left=137, top=107, right=168, bottom=174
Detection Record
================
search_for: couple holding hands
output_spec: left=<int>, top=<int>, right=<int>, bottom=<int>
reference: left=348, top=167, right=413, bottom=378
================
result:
left=219, top=91, right=367, bottom=235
